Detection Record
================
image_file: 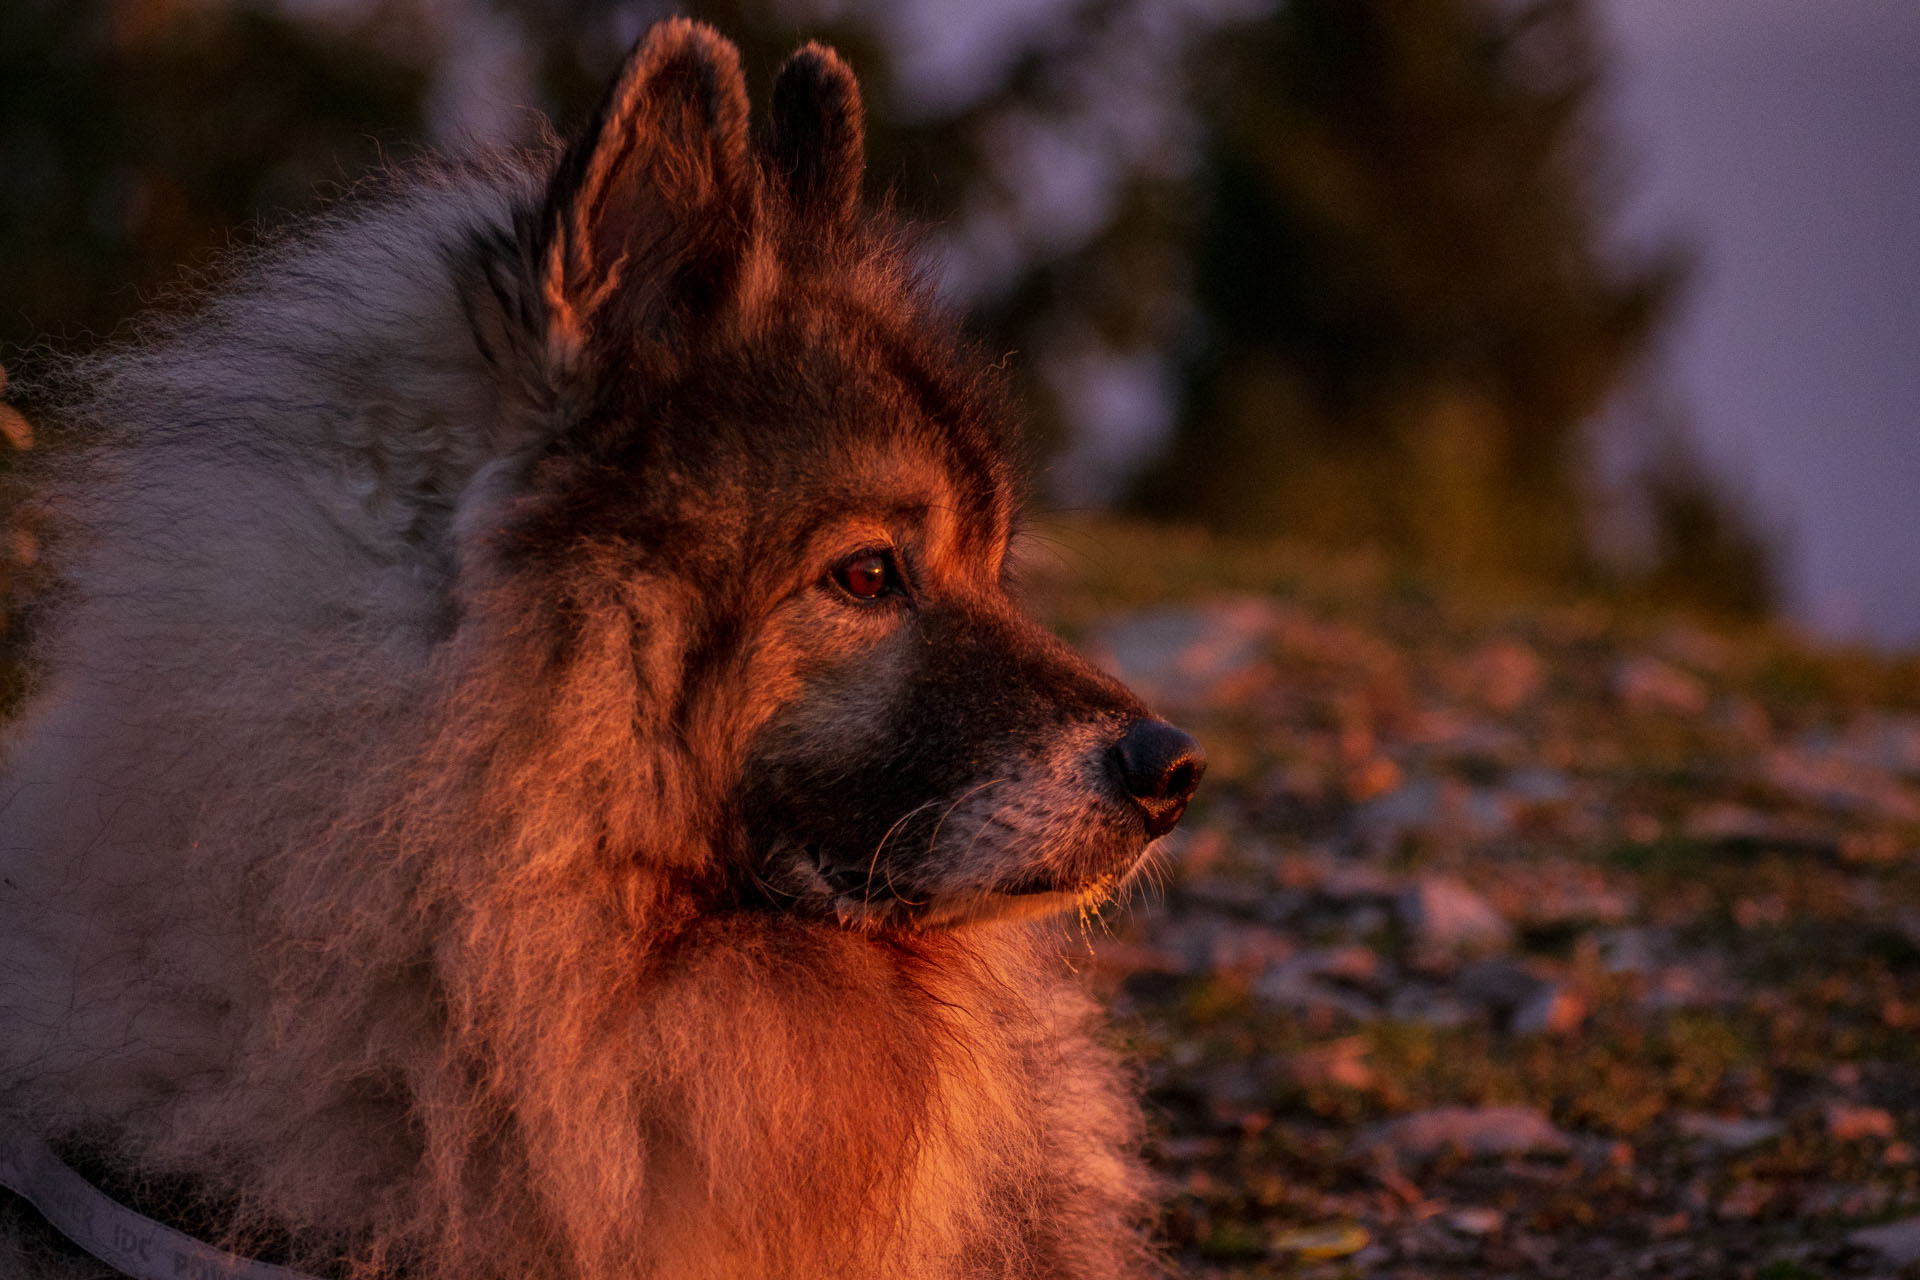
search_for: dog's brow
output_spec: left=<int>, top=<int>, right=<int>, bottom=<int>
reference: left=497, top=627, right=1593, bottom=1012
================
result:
left=778, top=497, right=936, bottom=558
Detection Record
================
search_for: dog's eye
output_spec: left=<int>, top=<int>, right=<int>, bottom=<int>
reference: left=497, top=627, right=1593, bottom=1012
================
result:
left=831, top=551, right=895, bottom=602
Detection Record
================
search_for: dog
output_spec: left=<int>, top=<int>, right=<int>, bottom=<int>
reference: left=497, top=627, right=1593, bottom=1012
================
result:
left=0, top=21, right=1203, bottom=1280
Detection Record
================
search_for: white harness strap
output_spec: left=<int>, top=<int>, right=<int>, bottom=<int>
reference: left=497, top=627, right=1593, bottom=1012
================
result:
left=0, top=1121, right=322, bottom=1280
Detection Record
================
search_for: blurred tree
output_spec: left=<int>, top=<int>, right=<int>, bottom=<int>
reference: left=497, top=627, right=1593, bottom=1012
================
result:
left=1126, top=0, right=1764, bottom=607
left=1635, top=438, right=1778, bottom=619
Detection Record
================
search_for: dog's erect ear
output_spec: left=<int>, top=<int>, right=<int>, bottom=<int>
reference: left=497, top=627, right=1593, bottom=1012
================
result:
left=537, top=19, right=753, bottom=373
left=761, top=43, right=865, bottom=228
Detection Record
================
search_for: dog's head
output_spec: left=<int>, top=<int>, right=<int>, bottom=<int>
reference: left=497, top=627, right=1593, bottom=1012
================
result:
left=458, top=21, right=1201, bottom=929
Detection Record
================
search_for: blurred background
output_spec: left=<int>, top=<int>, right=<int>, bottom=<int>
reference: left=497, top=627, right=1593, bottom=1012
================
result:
left=3, top=0, right=1913, bottom=650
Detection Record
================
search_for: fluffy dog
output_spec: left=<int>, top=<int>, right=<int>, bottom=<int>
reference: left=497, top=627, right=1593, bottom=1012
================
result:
left=0, top=21, right=1203, bottom=1280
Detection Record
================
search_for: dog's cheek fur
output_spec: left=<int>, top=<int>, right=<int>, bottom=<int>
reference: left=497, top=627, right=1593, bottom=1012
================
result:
left=738, top=599, right=1151, bottom=914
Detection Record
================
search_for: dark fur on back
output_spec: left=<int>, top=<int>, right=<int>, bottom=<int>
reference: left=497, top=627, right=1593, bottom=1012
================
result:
left=0, top=22, right=1188, bottom=1280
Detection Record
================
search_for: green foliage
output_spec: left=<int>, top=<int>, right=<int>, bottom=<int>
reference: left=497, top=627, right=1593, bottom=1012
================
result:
left=1637, top=445, right=1779, bottom=618
left=1126, top=0, right=1762, bottom=606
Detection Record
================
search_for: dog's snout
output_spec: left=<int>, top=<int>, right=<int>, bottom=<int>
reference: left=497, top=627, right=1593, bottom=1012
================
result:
left=1110, top=718, right=1205, bottom=838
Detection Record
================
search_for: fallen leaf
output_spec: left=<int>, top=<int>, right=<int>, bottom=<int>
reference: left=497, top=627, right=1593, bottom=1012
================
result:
left=1271, top=1221, right=1370, bottom=1261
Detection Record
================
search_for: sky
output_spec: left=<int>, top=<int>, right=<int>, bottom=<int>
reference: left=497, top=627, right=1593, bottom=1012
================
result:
left=1600, top=0, right=1920, bottom=649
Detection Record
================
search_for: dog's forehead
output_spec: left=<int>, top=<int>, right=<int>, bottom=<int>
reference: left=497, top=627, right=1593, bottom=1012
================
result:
left=827, top=435, right=1008, bottom=564
left=697, top=432, right=1008, bottom=590
left=806, top=372, right=1015, bottom=567
left=669, top=287, right=1020, bottom=538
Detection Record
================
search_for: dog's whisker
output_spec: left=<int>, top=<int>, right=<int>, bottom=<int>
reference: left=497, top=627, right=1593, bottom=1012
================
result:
left=859, top=795, right=954, bottom=908
left=923, top=777, right=1009, bottom=861
left=879, top=855, right=927, bottom=908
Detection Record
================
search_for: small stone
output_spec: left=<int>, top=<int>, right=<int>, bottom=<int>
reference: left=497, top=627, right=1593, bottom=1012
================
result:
left=1614, top=656, right=1709, bottom=715
left=1317, top=860, right=1401, bottom=902
left=1360, top=1105, right=1573, bottom=1160
left=1345, top=755, right=1403, bottom=802
left=1501, top=866, right=1634, bottom=927
left=1714, top=696, right=1772, bottom=741
left=1156, top=1135, right=1226, bottom=1162
left=1270, top=1221, right=1370, bottom=1261
left=1446, top=1207, right=1504, bottom=1236
left=1641, top=961, right=1730, bottom=1010
left=1254, top=969, right=1379, bottom=1022
left=1456, top=957, right=1544, bottom=1010
left=1511, top=983, right=1587, bottom=1035
left=1803, top=1183, right=1893, bottom=1217
left=1287, top=1036, right=1374, bottom=1091
left=1646, top=1214, right=1691, bottom=1243
left=1620, top=811, right=1662, bottom=844
left=1398, top=874, right=1514, bottom=954
left=1675, top=1112, right=1784, bottom=1150
left=1715, top=1179, right=1771, bottom=1219
left=1155, top=918, right=1296, bottom=977
left=1403, top=708, right=1525, bottom=760
left=1352, top=777, right=1445, bottom=847
left=1178, top=874, right=1273, bottom=912
left=1732, top=895, right=1789, bottom=929
left=1164, top=824, right=1228, bottom=875
left=1683, top=802, right=1784, bottom=844
left=1342, top=903, right=1390, bottom=937
left=1593, top=927, right=1660, bottom=974
left=1194, top=1063, right=1260, bottom=1109
left=1280, top=943, right=1381, bottom=987
left=1827, top=1103, right=1897, bottom=1142
left=1085, top=597, right=1281, bottom=710
left=1841, top=830, right=1906, bottom=865
left=1503, top=765, right=1572, bottom=806
left=1767, top=744, right=1920, bottom=823
left=1849, top=1215, right=1920, bottom=1266
left=1463, top=638, right=1544, bottom=713
left=1387, top=984, right=1473, bottom=1028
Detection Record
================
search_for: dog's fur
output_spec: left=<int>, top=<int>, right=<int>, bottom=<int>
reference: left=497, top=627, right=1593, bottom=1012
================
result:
left=0, top=22, right=1197, bottom=1280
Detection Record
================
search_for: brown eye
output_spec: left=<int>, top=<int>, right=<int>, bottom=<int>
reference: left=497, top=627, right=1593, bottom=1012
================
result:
left=833, top=552, right=892, bottom=601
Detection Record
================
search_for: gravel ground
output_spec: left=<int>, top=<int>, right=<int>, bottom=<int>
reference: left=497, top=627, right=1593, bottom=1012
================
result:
left=1025, top=521, right=1920, bottom=1280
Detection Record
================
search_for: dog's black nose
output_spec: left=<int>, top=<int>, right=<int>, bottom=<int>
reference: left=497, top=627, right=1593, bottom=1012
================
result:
left=1111, top=718, right=1206, bottom=838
